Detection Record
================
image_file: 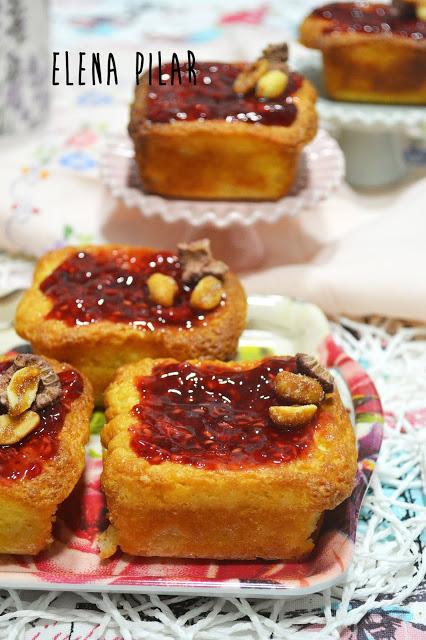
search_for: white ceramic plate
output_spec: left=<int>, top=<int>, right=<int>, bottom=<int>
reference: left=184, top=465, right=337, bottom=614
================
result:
left=0, top=295, right=383, bottom=598
left=99, top=129, right=344, bottom=229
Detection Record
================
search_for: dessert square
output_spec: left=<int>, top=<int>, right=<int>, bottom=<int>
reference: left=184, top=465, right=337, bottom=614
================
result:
left=100, top=355, right=357, bottom=560
left=15, top=241, right=247, bottom=405
left=300, top=1, right=426, bottom=104
left=0, top=354, right=93, bottom=555
left=129, top=43, right=318, bottom=201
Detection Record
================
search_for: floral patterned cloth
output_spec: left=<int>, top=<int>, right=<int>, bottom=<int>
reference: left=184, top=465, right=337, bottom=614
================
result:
left=1, top=0, right=426, bottom=320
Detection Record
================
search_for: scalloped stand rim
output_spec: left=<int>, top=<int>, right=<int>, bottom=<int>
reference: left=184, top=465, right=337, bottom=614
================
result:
left=100, top=129, right=344, bottom=270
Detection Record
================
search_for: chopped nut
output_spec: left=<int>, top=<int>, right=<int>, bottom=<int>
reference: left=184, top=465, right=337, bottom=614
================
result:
left=233, top=42, right=289, bottom=96
left=274, top=370, right=324, bottom=406
left=177, top=238, right=228, bottom=285
left=147, top=273, right=179, bottom=307
left=0, top=354, right=61, bottom=412
left=392, top=0, right=416, bottom=17
left=35, top=368, right=61, bottom=409
left=190, top=276, right=224, bottom=311
left=269, top=404, right=317, bottom=428
left=233, top=57, right=269, bottom=95
left=296, top=353, right=334, bottom=393
left=262, top=42, right=289, bottom=72
left=417, top=4, right=426, bottom=19
left=6, top=366, right=41, bottom=416
left=256, top=69, right=288, bottom=99
left=0, top=410, right=40, bottom=445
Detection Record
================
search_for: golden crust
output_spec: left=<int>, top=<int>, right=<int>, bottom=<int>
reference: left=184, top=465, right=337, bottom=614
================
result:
left=300, top=13, right=426, bottom=104
left=129, top=69, right=318, bottom=200
left=14, top=245, right=247, bottom=406
left=0, top=355, right=93, bottom=554
left=101, top=357, right=357, bottom=560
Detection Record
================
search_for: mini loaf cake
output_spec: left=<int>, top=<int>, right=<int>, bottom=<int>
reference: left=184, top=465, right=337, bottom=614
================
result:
left=0, top=353, right=93, bottom=554
left=100, top=354, right=357, bottom=560
left=300, top=0, right=426, bottom=104
left=15, top=241, right=247, bottom=405
left=129, top=43, right=318, bottom=200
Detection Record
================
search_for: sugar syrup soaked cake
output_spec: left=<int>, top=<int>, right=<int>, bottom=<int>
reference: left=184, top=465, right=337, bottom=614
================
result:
left=100, top=354, right=357, bottom=560
left=0, top=354, right=93, bottom=554
left=129, top=43, right=317, bottom=200
left=15, top=241, right=246, bottom=405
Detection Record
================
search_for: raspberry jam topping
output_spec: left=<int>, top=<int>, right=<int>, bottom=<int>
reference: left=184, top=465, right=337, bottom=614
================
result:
left=130, top=358, right=320, bottom=469
left=40, top=249, right=222, bottom=329
left=0, top=362, right=83, bottom=481
left=146, top=62, right=304, bottom=127
left=313, top=2, right=425, bottom=40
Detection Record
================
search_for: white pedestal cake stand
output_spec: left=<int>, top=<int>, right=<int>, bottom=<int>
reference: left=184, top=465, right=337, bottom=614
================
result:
left=100, top=129, right=344, bottom=271
left=293, top=47, right=426, bottom=188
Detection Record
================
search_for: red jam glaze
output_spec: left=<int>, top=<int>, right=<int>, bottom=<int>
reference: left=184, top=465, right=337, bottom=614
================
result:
left=130, top=357, right=322, bottom=470
left=313, top=2, right=425, bottom=40
left=146, top=62, right=304, bottom=127
left=40, top=249, right=222, bottom=329
left=0, top=362, right=84, bottom=482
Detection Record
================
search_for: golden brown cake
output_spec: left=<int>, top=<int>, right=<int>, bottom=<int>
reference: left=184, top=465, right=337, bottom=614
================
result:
left=300, top=1, right=426, bottom=104
left=129, top=43, right=318, bottom=201
left=0, top=353, right=93, bottom=555
left=15, top=241, right=247, bottom=405
left=100, top=354, right=357, bottom=560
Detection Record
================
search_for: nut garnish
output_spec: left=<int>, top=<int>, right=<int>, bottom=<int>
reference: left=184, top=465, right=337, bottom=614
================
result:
left=256, top=69, right=288, bottom=99
left=6, top=366, right=41, bottom=417
left=262, top=43, right=289, bottom=73
left=190, top=275, right=224, bottom=311
left=269, top=404, right=317, bottom=428
left=274, top=370, right=324, bottom=406
left=417, top=4, right=426, bottom=19
left=233, top=42, right=289, bottom=96
left=233, top=57, right=269, bottom=95
left=147, top=273, right=178, bottom=307
left=177, top=238, right=228, bottom=286
left=296, top=353, right=334, bottom=393
left=0, top=354, right=61, bottom=412
left=0, top=410, right=40, bottom=445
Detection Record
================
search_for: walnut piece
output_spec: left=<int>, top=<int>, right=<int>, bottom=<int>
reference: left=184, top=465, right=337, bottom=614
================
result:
left=190, top=276, right=224, bottom=311
left=0, top=354, right=61, bottom=412
left=269, top=404, right=317, bottom=428
left=274, top=370, right=324, bottom=405
left=262, top=42, right=289, bottom=73
left=0, top=410, right=40, bottom=445
left=147, top=273, right=178, bottom=307
left=296, top=353, right=334, bottom=393
left=177, top=238, right=228, bottom=286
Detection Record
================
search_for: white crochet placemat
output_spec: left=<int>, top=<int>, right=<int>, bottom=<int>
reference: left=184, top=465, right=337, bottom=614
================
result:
left=0, top=319, right=425, bottom=640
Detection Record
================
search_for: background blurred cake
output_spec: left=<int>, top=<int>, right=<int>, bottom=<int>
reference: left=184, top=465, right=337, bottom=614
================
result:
left=300, top=0, right=426, bottom=104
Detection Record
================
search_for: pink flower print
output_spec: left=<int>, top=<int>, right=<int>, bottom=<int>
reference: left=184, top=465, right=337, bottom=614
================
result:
left=66, top=129, right=97, bottom=149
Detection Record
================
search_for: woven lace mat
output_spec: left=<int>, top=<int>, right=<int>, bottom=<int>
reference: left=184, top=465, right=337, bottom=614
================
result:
left=0, top=319, right=425, bottom=640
